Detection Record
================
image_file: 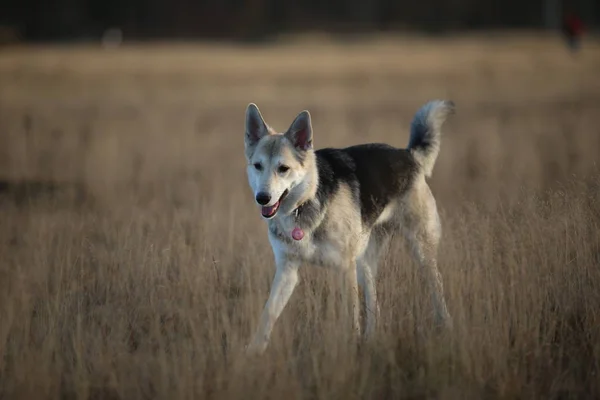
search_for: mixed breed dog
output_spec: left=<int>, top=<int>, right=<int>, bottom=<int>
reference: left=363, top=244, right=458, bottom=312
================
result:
left=244, top=100, right=455, bottom=354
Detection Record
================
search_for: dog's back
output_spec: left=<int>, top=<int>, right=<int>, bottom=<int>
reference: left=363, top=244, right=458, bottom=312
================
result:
left=314, top=144, right=417, bottom=227
left=313, top=100, right=455, bottom=229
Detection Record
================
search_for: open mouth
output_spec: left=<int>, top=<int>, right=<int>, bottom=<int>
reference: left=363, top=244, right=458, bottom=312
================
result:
left=261, top=189, right=289, bottom=219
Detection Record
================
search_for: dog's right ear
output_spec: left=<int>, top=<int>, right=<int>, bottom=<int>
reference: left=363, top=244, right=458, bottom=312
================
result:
left=245, top=103, right=269, bottom=147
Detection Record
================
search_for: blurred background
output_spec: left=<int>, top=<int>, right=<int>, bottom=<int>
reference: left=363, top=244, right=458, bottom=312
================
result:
left=1, top=1, right=600, bottom=399
left=0, top=0, right=598, bottom=206
left=1, top=0, right=599, bottom=43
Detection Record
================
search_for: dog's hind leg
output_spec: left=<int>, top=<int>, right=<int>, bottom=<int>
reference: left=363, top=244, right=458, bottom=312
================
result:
left=342, top=263, right=361, bottom=337
left=357, top=231, right=389, bottom=339
left=247, top=258, right=300, bottom=355
left=357, top=259, right=377, bottom=338
left=402, top=186, right=452, bottom=329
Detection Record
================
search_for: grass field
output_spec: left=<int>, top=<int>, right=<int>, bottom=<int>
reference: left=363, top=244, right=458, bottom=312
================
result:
left=1, top=34, right=600, bottom=399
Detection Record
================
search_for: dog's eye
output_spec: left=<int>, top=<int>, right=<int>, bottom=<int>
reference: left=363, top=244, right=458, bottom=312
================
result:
left=253, top=163, right=263, bottom=171
left=278, top=165, right=290, bottom=174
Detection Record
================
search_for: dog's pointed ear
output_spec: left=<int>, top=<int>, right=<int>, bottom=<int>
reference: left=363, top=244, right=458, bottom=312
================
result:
left=245, top=103, right=269, bottom=147
left=285, top=110, right=313, bottom=151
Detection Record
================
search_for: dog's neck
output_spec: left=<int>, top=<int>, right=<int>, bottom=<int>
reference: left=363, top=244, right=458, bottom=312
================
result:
left=291, top=155, right=319, bottom=218
left=269, top=152, right=320, bottom=234
left=291, top=202, right=305, bottom=221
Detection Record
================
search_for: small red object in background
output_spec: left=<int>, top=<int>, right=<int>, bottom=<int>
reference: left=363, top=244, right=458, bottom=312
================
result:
left=564, top=14, right=584, bottom=37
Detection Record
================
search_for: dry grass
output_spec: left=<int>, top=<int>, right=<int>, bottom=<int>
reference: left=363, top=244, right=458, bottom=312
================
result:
left=1, top=34, right=600, bottom=399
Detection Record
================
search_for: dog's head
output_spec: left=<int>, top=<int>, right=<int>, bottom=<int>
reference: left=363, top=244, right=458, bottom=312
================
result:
left=244, top=103, right=314, bottom=220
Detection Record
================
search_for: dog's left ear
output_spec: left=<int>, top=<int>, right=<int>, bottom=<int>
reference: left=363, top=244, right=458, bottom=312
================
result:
left=285, top=110, right=313, bottom=151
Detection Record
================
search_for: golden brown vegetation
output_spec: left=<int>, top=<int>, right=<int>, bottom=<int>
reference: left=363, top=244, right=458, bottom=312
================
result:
left=1, top=34, right=600, bottom=399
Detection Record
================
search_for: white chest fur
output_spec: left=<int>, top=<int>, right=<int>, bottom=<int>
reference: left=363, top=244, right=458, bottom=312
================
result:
left=267, top=213, right=366, bottom=269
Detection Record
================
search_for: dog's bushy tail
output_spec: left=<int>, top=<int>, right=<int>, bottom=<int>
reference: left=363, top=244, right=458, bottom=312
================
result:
left=407, top=100, right=455, bottom=178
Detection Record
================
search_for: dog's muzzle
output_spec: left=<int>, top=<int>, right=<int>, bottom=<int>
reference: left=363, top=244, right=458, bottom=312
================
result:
left=260, top=189, right=289, bottom=219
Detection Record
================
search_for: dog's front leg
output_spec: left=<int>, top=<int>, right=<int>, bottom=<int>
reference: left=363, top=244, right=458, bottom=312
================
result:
left=247, top=258, right=299, bottom=355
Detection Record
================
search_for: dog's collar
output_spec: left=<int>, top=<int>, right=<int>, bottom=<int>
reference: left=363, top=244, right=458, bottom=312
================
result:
left=292, top=205, right=302, bottom=220
left=290, top=203, right=306, bottom=241
left=292, top=203, right=305, bottom=221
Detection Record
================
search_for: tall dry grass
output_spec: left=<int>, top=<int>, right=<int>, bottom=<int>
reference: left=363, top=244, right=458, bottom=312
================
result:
left=1, top=34, right=600, bottom=399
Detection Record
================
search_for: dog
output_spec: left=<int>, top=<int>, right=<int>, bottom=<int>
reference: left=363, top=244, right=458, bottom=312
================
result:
left=244, top=100, right=454, bottom=355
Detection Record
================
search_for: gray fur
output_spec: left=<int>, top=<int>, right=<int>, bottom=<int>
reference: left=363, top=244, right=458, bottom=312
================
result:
left=408, top=100, right=455, bottom=177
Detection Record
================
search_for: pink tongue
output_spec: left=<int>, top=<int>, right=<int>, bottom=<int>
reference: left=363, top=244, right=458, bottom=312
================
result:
left=261, top=203, right=278, bottom=217
left=292, top=227, right=304, bottom=241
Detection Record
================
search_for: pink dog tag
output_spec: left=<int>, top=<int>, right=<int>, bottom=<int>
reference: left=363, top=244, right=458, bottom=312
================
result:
left=292, top=227, right=304, bottom=241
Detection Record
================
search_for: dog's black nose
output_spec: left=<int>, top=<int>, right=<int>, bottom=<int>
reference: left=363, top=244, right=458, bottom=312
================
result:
left=256, top=192, right=271, bottom=205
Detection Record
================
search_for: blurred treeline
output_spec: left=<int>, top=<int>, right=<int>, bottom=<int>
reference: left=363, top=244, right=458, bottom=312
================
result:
left=1, top=0, right=598, bottom=42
